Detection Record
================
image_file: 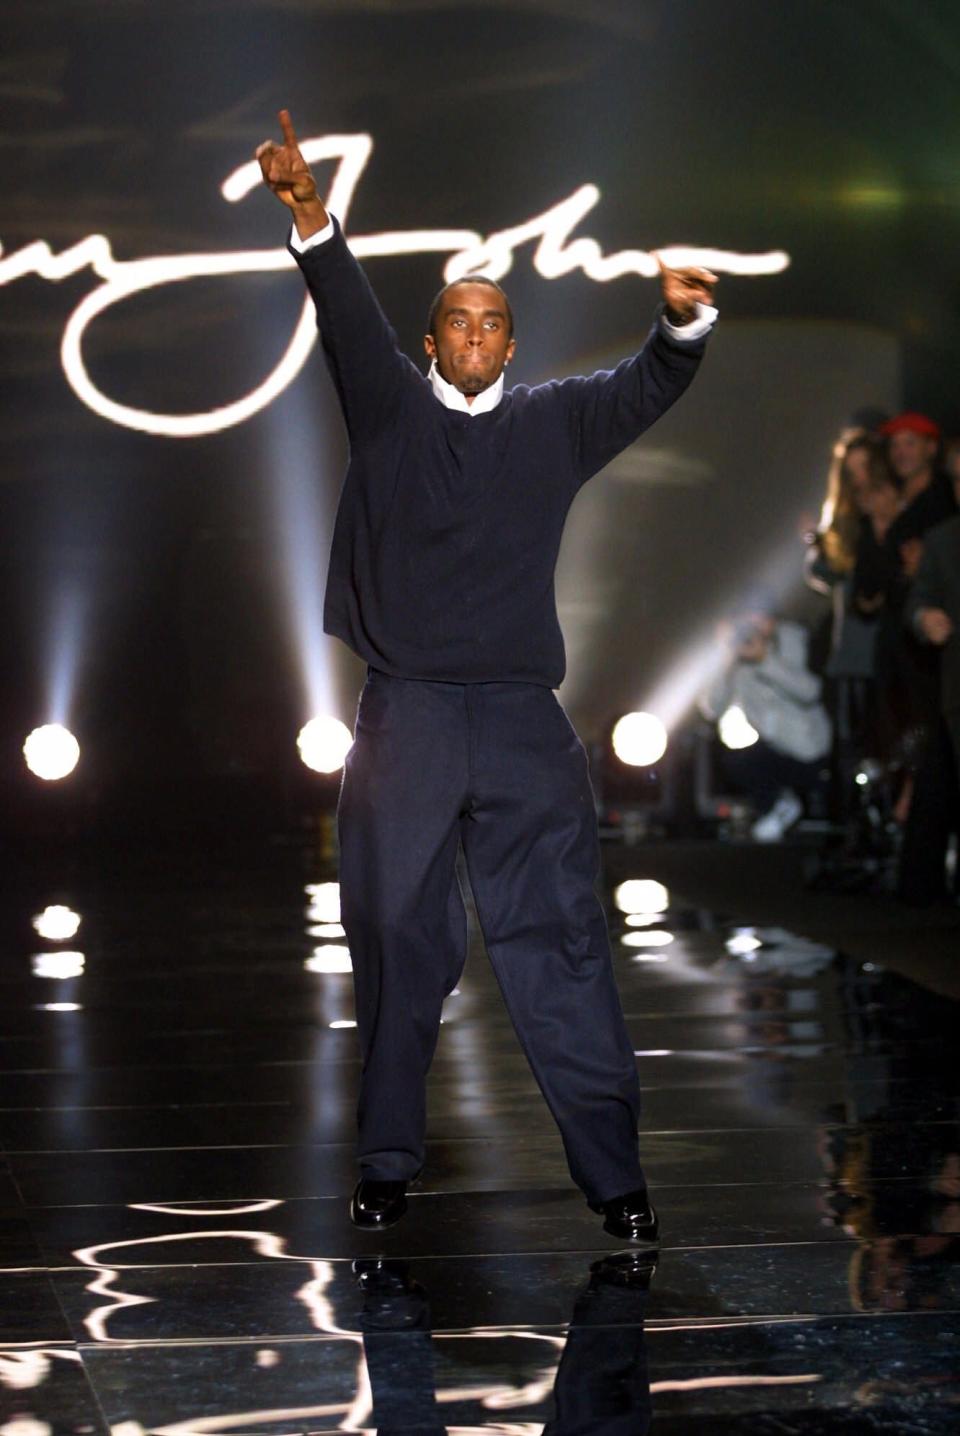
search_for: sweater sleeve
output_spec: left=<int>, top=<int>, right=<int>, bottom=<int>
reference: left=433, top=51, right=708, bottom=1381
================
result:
left=289, top=217, right=413, bottom=441
left=905, top=540, right=947, bottom=639
left=699, top=660, right=735, bottom=722
left=755, top=624, right=822, bottom=704
left=555, top=312, right=708, bottom=487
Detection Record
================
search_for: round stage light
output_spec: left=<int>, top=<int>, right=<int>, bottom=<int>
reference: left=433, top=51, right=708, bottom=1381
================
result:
left=718, top=705, right=759, bottom=750
left=32, top=905, right=82, bottom=942
left=611, top=712, right=667, bottom=767
left=23, top=725, right=80, bottom=781
left=614, top=879, right=670, bottom=916
left=296, top=716, right=353, bottom=773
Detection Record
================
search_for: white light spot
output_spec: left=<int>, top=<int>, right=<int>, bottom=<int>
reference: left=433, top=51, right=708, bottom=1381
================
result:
left=306, top=923, right=346, bottom=939
left=296, top=716, right=353, bottom=773
left=34, top=1002, right=82, bottom=1012
left=255, top=1349, right=280, bottom=1368
left=0, top=1418, right=53, bottom=1436
left=305, top=946, right=353, bottom=974
left=304, top=882, right=341, bottom=924
left=22, top=725, right=80, bottom=781
left=718, top=705, right=760, bottom=750
left=31, top=951, right=85, bottom=979
left=726, top=928, right=762, bottom=956
left=625, top=912, right=667, bottom=927
left=621, top=930, right=674, bottom=948
left=32, top=905, right=82, bottom=942
left=611, top=711, right=668, bottom=767
left=614, top=880, right=670, bottom=915
left=329, top=1019, right=357, bottom=1030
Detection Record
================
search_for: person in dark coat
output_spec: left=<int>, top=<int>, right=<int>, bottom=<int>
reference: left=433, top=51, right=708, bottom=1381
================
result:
left=897, top=462, right=960, bottom=905
left=853, top=413, right=957, bottom=829
left=256, top=111, right=717, bottom=1240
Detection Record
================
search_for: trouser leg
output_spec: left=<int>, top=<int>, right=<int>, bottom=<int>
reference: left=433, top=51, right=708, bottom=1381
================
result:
left=461, top=683, right=643, bottom=1205
left=338, top=672, right=469, bottom=1180
left=947, top=708, right=960, bottom=780
left=897, top=716, right=960, bottom=905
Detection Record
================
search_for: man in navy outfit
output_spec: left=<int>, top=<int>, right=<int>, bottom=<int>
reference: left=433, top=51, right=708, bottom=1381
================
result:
left=258, top=111, right=717, bottom=1241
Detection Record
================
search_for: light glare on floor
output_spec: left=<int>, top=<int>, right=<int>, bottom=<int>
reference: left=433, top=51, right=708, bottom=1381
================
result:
left=621, top=930, right=674, bottom=948
left=305, top=882, right=341, bottom=924
left=31, top=951, right=85, bottom=979
left=305, top=946, right=353, bottom=973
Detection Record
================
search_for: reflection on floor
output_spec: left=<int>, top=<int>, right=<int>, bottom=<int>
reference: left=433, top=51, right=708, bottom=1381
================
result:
left=1, top=842, right=957, bottom=1433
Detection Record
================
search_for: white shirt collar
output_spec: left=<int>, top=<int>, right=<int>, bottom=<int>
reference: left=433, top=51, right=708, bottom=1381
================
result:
left=428, top=361, right=505, bottom=416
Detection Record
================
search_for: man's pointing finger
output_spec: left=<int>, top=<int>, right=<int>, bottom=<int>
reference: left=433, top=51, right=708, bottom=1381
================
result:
left=279, top=108, right=299, bottom=149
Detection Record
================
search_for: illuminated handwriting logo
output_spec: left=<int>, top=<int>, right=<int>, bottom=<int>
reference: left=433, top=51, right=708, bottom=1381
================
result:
left=0, top=134, right=789, bottom=438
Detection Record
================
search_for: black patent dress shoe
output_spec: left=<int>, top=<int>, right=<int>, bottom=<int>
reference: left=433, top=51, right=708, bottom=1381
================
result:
left=350, top=1177, right=409, bottom=1230
left=589, top=1187, right=660, bottom=1243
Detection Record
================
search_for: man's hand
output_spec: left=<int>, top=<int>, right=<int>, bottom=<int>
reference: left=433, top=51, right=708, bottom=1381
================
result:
left=917, top=607, right=954, bottom=645
left=256, top=110, right=329, bottom=240
left=657, top=256, right=718, bottom=326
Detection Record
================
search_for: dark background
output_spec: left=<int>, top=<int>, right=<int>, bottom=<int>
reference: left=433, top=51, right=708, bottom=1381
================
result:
left=1, top=0, right=958, bottom=807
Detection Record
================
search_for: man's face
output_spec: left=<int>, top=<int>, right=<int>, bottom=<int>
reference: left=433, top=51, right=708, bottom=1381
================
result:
left=424, top=282, right=516, bottom=398
left=887, top=430, right=937, bottom=483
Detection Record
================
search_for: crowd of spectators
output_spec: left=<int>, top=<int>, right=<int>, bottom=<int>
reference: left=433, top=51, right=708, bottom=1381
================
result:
left=808, top=412, right=959, bottom=903
left=697, top=411, right=960, bottom=904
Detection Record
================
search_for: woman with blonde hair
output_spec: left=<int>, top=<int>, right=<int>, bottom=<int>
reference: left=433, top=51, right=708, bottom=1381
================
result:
left=806, top=431, right=900, bottom=815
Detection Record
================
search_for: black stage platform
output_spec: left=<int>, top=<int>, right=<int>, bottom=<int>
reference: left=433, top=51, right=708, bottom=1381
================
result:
left=1, top=838, right=957, bottom=1433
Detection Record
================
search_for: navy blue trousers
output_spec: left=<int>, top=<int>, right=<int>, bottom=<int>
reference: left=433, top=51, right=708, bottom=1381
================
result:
left=337, top=670, right=644, bottom=1205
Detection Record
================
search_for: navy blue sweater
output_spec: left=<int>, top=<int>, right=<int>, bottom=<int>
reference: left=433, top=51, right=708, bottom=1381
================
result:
left=292, top=220, right=709, bottom=687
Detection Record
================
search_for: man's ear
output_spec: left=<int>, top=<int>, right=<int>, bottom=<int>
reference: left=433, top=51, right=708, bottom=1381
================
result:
left=505, top=337, right=517, bottom=365
left=424, top=334, right=437, bottom=362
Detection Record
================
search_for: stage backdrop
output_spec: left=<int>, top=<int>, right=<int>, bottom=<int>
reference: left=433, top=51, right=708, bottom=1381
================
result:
left=1, top=0, right=956, bottom=788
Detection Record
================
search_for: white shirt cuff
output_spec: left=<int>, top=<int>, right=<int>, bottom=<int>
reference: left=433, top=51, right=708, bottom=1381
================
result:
left=289, top=217, right=336, bottom=254
left=660, top=301, right=718, bottom=342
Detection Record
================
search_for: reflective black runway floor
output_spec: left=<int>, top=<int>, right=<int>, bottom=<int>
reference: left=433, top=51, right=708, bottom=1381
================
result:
left=1, top=837, right=958, bottom=1433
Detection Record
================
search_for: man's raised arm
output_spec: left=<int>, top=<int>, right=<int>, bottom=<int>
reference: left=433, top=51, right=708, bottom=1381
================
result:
left=256, top=109, right=330, bottom=243
left=257, top=110, right=411, bottom=438
left=560, top=258, right=718, bottom=488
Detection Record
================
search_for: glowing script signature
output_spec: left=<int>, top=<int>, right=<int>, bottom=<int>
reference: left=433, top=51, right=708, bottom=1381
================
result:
left=0, top=134, right=789, bottom=438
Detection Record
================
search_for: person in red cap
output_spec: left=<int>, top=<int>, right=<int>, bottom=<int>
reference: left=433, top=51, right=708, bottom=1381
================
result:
left=854, top=410, right=956, bottom=738
left=875, top=412, right=952, bottom=541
